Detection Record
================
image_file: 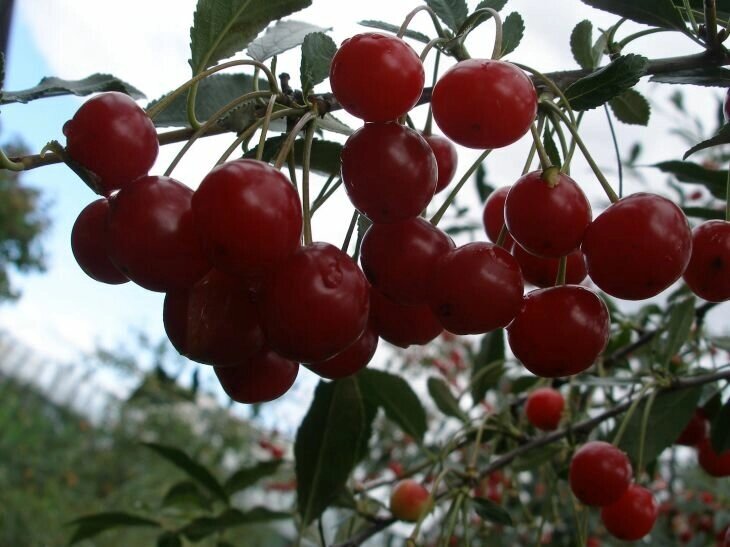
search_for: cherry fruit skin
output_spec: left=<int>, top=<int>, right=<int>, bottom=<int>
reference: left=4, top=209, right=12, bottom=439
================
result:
left=370, top=289, right=443, bottom=348
left=389, top=480, right=432, bottom=522
left=675, top=408, right=708, bottom=446
left=71, top=199, right=128, bottom=284
left=581, top=193, right=692, bottom=300
left=193, top=159, right=302, bottom=278
left=214, top=349, right=298, bottom=404
left=329, top=33, right=424, bottom=122
left=306, top=326, right=378, bottom=379
left=482, top=186, right=514, bottom=248
left=569, top=441, right=633, bottom=506
left=600, top=485, right=658, bottom=541
left=429, top=242, right=524, bottom=335
left=422, top=134, right=458, bottom=193
left=108, top=175, right=210, bottom=292
left=259, top=242, right=370, bottom=362
left=360, top=218, right=454, bottom=305
left=697, top=438, right=730, bottom=477
left=341, top=123, right=437, bottom=223
left=525, top=387, right=564, bottom=431
left=512, top=245, right=587, bottom=288
left=431, top=59, right=537, bottom=149
left=682, top=220, right=730, bottom=302
left=63, top=92, right=158, bottom=195
left=508, top=285, right=609, bottom=377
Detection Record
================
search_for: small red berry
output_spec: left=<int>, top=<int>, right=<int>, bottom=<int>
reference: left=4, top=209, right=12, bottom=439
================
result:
left=422, top=133, right=458, bottom=193
left=482, top=186, right=514, bottom=248
left=71, top=199, right=128, bottom=285
left=512, top=245, right=587, bottom=288
left=370, top=289, right=443, bottom=348
left=697, top=438, right=730, bottom=477
left=389, top=479, right=432, bottom=522
left=214, top=349, right=298, bottom=404
left=682, top=220, right=730, bottom=302
left=525, top=387, right=564, bottom=431
left=569, top=441, right=633, bottom=506
left=675, top=409, right=708, bottom=446
left=306, top=326, right=378, bottom=379
left=600, top=485, right=658, bottom=541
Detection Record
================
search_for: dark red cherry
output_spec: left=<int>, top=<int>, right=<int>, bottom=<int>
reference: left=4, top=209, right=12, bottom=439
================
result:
left=569, top=441, right=633, bottom=507
left=601, top=485, right=658, bottom=541
left=306, top=327, right=378, bottom=379
left=525, top=387, right=564, bottom=431
left=370, top=289, right=442, bottom=348
left=698, top=438, right=730, bottom=477
left=675, top=408, right=708, bottom=446
left=422, top=133, right=458, bottom=193
left=214, top=349, right=298, bottom=404
left=512, top=245, right=587, bottom=288
left=682, top=220, right=730, bottom=302
left=71, top=199, right=128, bottom=284
left=482, top=186, right=514, bottom=248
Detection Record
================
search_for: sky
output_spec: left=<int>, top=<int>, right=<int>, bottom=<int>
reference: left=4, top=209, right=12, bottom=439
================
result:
left=1, top=0, right=727, bottom=424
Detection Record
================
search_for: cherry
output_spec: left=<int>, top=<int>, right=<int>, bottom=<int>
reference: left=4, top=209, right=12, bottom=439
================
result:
left=569, top=441, right=633, bottom=506
left=192, top=159, right=302, bottom=278
left=697, top=438, right=730, bottom=477
left=163, top=269, right=265, bottom=367
left=360, top=217, right=454, bottom=305
left=431, top=59, right=537, bottom=149
left=675, top=408, right=708, bottom=446
left=306, top=326, right=378, bottom=379
left=524, top=387, right=564, bottom=431
left=512, top=245, right=587, bottom=288
left=600, top=485, right=658, bottom=541
left=63, top=92, right=158, bottom=195
left=429, top=242, right=524, bottom=335
left=389, top=479, right=432, bottom=522
left=329, top=33, right=424, bottom=122
left=682, top=220, right=730, bottom=302
left=422, top=133, right=458, bottom=193
left=581, top=193, right=692, bottom=300
left=370, top=288, right=442, bottom=348
left=507, top=285, right=609, bottom=377
left=482, top=186, right=514, bottom=248
left=341, top=123, right=437, bottom=223
left=71, top=199, right=128, bottom=284
left=214, top=349, right=298, bottom=404
left=259, top=242, right=369, bottom=362
left=107, top=175, right=210, bottom=292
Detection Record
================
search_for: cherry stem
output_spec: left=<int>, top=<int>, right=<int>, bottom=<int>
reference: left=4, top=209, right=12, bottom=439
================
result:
left=341, top=210, right=359, bottom=252
left=431, top=149, right=492, bottom=226
left=442, top=493, right=465, bottom=545
left=256, top=94, right=279, bottom=161
left=529, top=123, right=553, bottom=171
left=397, top=5, right=445, bottom=39
left=455, top=8, right=503, bottom=60
left=513, top=63, right=578, bottom=126
left=705, top=0, right=719, bottom=49
left=611, top=382, right=653, bottom=446
left=725, top=164, right=730, bottom=221
left=546, top=115, right=569, bottom=173
left=419, top=37, right=449, bottom=62
left=311, top=177, right=343, bottom=214
left=495, top=224, right=509, bottom=248
left=521, top=115, right=546, bottom=175
left=617, top=28, right=670, bottom=50
left=273, top=111, right=317, bottom=170
left=215, top=118, right=264, bottom=166
left=561, top=110, right=584, bottom=174
left=555, top=256, right=567, bottom=286
left=422, top=50, right=441, bottom=136
left=301, top=120, right=316, bottom=246
left=603, top=104, right=623, bottom=197
left=0, top=147, right=24, bottom=172
left=636, top=390, right=658, bottom=480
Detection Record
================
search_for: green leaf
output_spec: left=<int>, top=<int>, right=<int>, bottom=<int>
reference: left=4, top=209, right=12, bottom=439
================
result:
left=67, top=512, right=159, bottom=545
left=224, top=460, right=282, bottom=495
left=189, top=0, right=312, bottom=73
left=427, top=377, right=467, bottom=421
left=161, top=481, right=211, bottom=509
left=580, top=0, right=688, bottom=33
left=157, top=532, right=182, bottom=547
left=243, top=136, right=342, bottom=175
left=300, top=32, right=338, bottom=94
left=651, top=161, right=728, bottom=199
left=358, top=20, right=430, bottom=43
left=684, top=124, right=730, bottom=159
left=650, top=67, right=730, bottom=87
left=296, top=378, right=366, bottom=525
left=510, top=375, right=540, bottom=394
left=656, top=296, right=695, bottom=368
left=248, top=20, right=328, bottom=61
left=1, top=74, right=144, bottom=105
left=426, top=0, right=469, bottom=32
left=181, top=508, right=289, bottom=541
left=475, top=0, right=509, bottom=14
left=357, top=369, right=428, bottom=442
left=565, top=54, right=649, bottom=111
left=142, top=442, right=229, bottom=504
left=711, top=399, right=730, bottom=452
left=570, top=20, right=595, bottom=69
left=543, top=126, right=562, bottom=168
left=609, top=89, right=651, bottom=126
left=511, top=444, right=565, bottom=472
left=316, top=113, right=354, bottom=136
left=682, top=206, right=725, bottom=220
left=471, top=329, right=505, bottom=404
left=614, top=387, right=703, bottom=467
left=499, top=12, right=524, bottom=57
left=472, top=497, right=514, bottom=526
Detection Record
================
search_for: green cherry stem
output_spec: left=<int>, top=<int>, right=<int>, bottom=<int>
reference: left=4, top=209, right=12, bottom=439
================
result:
left=256, top=94, right=279, bottom=161
left=513, top=63, right=578, bottom=126
left=521, top=114, right=546, bottom=175
left=546, top=115, right=570, bottom=172
left=431, top=148, right=492, bottom=226
left=529, top=123, right=553, bottom=171
left=273, top=111, right=317, bottom=170
left=419, top=37, right=449, bottom=63
left=341, top=210, right=359, bottom=253
left=616, top=28, right=671, bottom=50
left=215, top=118, right=263, bottom=166
left=603, top=103, right=624, bottom=197
left=398, top=5, right=445, bottom=39
left=636, top=389, right=658, bottom=479
left=301, top=119, right=316, bottom=246
left=561, top=110, right=584, bottom=174
left=422, top=50, right=441, bottom=136
left=0, top=147, right=25, bottom=172
left=455, top=8, right=503, bottom=60
left=555, top=256, right=567, bottom=286
left=611, top=382, right=653, bottom=447
left=311, top=177, right=343, bottom=214
left=495, top=224, right=509, bottom=248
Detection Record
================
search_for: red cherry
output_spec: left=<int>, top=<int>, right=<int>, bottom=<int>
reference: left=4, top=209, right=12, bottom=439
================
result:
left=429, top=242, right=524, bottom=335
left=389, top=479, right=432, bottom=522
left=163, top=269, right=265, bottom=366
left=329, top=33, right=424, bottom=122
left=192, top=159, right=302, bottom=278
left=360, top=218, right=454, bottom=305
left=71, top=199, right=128, bottom=284
left=214, top=349, right=298, bottom=404
left=697, top=438, right=730, bottom=477
left=525, top=387, right=564, bottom=431
left=512, top=245, right=587, bottom=288
left=682, top=220, right=730, bottom=302
left=507, top=285, right=609, bottom=377
left=63, top=92, right=158, bottom=195
left=482, top=186, right=514, bottom=248
left=600, top=485, right=658, bottom=541
left=306, top=326, right=378, bottom=379
left=259, top=242, right=369, bottom=362
left=341, top=123, right=437, bottom=223
left=581, top=193, right=692, bottom=300
left=422, top=133, right=458, bottom=193
left=431, top=59, right=537, bottom=149
left=569, top=441, right=633, bottom=507
left=370, top=289, right=442, bottom=348
left=107, top=175, right=210, bottom=292
left=504, top=170, right=592, bottom=258
left=675, top=408, right=708, bottom=446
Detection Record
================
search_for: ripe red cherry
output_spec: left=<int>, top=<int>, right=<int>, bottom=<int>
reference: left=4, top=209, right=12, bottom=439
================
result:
left=329, top=33, right=424, bottom=122
left=259, top=242, right=369, bottom=362
left=507, top=285, right=609, bottom=377
left=512, top=245, right=587, bottom=288
left=569, top=441, right=633, bottom=506
left=504, top=170, right=592, bottom=258
left=390, top=479, right=432, bottom=522
left=675, top=409, right=708, bottom=446
left=429, top=242, right=523, bottom=335
left=63, top=92, right=158, bottom=195
left=108, top=175, right=210, bottom=292
left=163, top=269, right=265, bottom=366
left=581, top=193, right=692, bottom=300
left=525, top=387, right=564, bottom=431
left=192, top=159, right=302, bottom=278
left=341, top=123, right=437, bottom=223
left=370, top=289, right=443, bottom=348
left=360, top=218, right=454, bottom=305
left=71, top=199, right=128, bottom=284
left=600, top=485, right=658, bottom=541
left=306, top=326, right=378, bottom=379
left=431, top=59, right=537, bottom=149
left=422, top=133, right=458, bottom=193
left=682, top=220, right=730, bottom=302
left=482, top=186, right=514, bottom=248
left=697, top=438, right=730, bottom=477
left=214, top=349, right=298, bottom=404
